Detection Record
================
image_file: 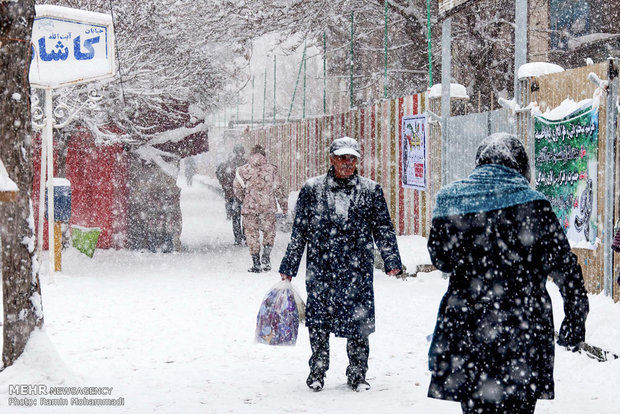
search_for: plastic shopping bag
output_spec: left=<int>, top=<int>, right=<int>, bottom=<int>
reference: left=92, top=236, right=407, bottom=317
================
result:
left=255, top=280, right=304, bottom=346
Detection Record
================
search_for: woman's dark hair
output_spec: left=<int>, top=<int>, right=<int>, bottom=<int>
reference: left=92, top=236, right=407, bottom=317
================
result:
left=475, top=133, right=531, bottom=181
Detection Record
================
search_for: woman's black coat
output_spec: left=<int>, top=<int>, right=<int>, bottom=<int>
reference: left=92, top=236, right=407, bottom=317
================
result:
left=279, top=168, right=401, bottom=338
left=427, top=199, right=589, bottom=403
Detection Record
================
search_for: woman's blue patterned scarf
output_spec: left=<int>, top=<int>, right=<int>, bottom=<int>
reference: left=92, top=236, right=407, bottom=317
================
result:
left=432, top=164, right=547, bottom=219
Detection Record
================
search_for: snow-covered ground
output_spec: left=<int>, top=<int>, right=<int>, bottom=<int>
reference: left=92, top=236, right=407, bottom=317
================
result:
left=1, top=175, right=619, bottom=414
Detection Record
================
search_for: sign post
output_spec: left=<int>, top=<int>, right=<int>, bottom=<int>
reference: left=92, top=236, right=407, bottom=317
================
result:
left=29, top=5, right=115, bottom=280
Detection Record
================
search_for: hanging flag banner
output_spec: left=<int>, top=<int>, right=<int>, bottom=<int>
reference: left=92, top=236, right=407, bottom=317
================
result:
left=29, top=5, right=116, bottom=88
left=401, top=114, right=427, bottom=191
left=534, top=101, right=599, bottom=249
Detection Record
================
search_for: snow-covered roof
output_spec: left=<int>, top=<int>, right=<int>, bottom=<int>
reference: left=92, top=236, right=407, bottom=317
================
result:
left=428, top=83, right=469, bottom=99
left=518, top=62, right=564, bottom=79
left=568, top=33, right=620, bottom=51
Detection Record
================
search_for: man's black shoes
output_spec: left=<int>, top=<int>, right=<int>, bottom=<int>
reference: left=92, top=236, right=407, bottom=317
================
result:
left=306, top=373, right=324, bottom=391
left=347, top=377, right=371, bottom=392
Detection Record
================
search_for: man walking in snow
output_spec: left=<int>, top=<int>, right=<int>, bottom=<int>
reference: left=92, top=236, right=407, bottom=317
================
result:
left=279, top=137, right=402, bottom=392
left=216, top=144, right=247, bottom=245
left=234, top=144, right=288, bottom=272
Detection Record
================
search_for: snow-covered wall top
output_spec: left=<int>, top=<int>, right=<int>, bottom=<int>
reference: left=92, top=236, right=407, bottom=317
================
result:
left=518, top=62, right=564, bottom=80
left=537, top=97, right=593, bottom=121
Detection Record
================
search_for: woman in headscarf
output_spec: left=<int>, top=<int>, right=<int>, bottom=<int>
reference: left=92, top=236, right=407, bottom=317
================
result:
left=427, top=133, right=589, bottom=414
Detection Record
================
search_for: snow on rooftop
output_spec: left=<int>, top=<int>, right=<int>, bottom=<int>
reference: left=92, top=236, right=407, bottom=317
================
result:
left=428, top=83, right=469, bottom=99
left=568, top=33, right=620, bottom=51
left=518, top=62, right=564, bottom=80
left=150, top=123, right=206, bottom=146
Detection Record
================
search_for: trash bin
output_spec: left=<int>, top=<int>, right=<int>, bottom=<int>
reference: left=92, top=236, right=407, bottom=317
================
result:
left=71, top=226, right=102, bottom=258
left=44, top=178, right=71, bottom=222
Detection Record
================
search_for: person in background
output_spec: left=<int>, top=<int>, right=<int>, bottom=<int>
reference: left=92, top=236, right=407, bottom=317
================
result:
left=216, top=144, right=246, bottom=245
left=234, top=144, right=288, bottom=272
left=427, top=133, right=589, bottom=414
left=279, top=136, right=402, bottom=392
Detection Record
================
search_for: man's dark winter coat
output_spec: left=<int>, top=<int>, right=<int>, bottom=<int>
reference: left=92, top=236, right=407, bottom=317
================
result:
left=427, top=198, right=589, bottom=403
left=279, top=167, right=402, bottom=338
left=216, top=153, right=246, bottom=201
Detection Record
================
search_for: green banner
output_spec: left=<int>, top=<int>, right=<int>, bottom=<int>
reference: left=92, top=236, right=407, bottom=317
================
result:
left=534, top=103, right=599, bottom=249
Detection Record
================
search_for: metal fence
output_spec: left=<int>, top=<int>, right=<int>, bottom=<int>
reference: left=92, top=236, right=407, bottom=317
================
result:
left=244, top=60, right=619, bottom=301
left=443, top=110, right=517, bottom=184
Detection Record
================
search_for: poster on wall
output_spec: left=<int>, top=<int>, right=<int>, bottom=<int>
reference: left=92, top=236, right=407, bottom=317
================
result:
left=534, top=100, right=599, bottom=249
left=401, top=114, right=427, bottom=191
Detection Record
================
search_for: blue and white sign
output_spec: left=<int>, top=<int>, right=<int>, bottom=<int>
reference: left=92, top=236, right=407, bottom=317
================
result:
left=29, top=5, right=115, bottom=88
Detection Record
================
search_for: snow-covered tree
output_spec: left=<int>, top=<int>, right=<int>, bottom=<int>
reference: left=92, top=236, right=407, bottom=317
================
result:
left=0, top=0, right=43, bottom=369
left=218, top=0, right=439, bottom=109
left=35, top=0, right=251, bottom=146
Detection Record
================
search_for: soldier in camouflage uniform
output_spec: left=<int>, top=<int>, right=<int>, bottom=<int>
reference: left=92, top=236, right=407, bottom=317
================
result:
left=234, top=144, right=288, bottom=272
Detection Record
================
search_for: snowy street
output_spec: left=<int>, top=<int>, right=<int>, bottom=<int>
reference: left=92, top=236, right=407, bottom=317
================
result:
left=1, top=176, right=619, bottom=414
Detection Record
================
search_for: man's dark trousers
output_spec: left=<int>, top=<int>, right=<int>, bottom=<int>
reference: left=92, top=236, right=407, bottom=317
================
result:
left=308, top=326, right=369, bottom=382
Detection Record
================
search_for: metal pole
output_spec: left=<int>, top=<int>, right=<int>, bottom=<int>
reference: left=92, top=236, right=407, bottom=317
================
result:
left=427, top=0, right=433, bottom=87
left=44, top=87, right=56, bottom=280
left=440, top=17, right=452, bottom=186
left=36, top=91, right=48, bottom=272
left=604, top=57, right=619, bottom=296
left=263, top=65, right=267, bottom=126
left=273, top=55, right=277, bottom=125
left=514, top=0, right=528, bottom=106
left=350, top=11, right=354, bottom=109
left=323, top=32, right=327, bottom=115
left=384, top=0, right=388, bottom=99
left=287, top=47, right=306, bottom=123
left=303, top=40, right=307, bottom=119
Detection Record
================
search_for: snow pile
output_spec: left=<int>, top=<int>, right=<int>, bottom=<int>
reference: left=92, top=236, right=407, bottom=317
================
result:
left=0, top=329, right=79, bottom=386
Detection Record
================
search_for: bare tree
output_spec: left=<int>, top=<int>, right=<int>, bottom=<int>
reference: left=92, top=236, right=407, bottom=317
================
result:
left=0, top=0, right=43, bottom=370
left=211, top=0, right=439, bottom=108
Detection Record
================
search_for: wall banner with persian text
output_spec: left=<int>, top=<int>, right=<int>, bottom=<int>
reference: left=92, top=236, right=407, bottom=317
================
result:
left=534, top=102, right=599, bottom=249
